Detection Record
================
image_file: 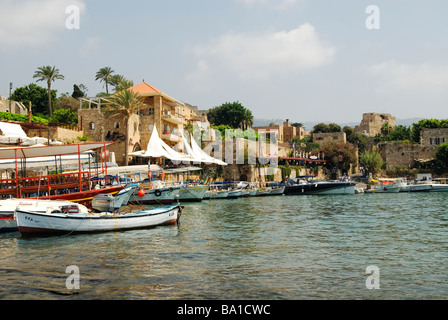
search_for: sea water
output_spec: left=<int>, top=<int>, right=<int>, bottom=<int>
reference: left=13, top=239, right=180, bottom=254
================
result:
left=0, top=192, right=447, bottom=300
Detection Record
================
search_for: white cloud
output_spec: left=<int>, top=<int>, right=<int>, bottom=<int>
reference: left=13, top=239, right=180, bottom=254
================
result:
left=0, top=0, right=86, bottom=49
left=368, top=60, right=448, bottom=94
left=187, top=23, right=335, bottom=84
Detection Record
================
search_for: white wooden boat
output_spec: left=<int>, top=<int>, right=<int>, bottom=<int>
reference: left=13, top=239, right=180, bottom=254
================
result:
left=0, top=184, right=137, bottom=233
left=15, top=204, right=183, bottom=235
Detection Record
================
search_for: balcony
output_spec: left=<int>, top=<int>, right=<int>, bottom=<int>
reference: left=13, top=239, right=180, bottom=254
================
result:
left=161, top=132, right=181, bottom=142
left=162, top=115, right=186, bottom=125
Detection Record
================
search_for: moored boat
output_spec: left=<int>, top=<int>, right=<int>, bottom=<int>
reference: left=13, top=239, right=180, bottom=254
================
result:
left=15, top=204, right=182, bottom=235
left=0, top=184, right=138, bottom=233
left=178, top=184, right=210, bottom=202
left=284, top=178, right=355, bottom=195
left=205, top=190, right=229, bottom=199
left=227, top=190, right=242, bottom=199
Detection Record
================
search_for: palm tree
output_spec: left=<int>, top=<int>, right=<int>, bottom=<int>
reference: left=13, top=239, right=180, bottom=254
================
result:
left=104, top=89, right=143, bottom=166
left=241, top=109, right=254, bottom=130
left=33, top=66, right=64, bottom=117
left=95, top=67, right=115, bottom=94
left=109, top=74, right=125, bottom=92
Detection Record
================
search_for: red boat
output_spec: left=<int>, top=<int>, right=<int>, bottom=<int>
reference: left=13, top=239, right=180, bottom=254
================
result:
left=0, top=142, right=123, bottom=208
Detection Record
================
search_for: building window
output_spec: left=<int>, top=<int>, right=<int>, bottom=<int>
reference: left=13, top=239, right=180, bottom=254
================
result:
left=114, top=122, right=120, bottom=129
left=148, top=108, right=154, bottom=115
left=89, top=122, right=95, bottom=130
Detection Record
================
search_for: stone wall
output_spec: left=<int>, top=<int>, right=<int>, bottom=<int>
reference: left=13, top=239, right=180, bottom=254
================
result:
left=379, top=143, right=437, bottom=169
left=313, top=132, right=346, bottom=145
left=420, top=128, right=448, bottom=147
left=26, top=127, right=84, bottom=144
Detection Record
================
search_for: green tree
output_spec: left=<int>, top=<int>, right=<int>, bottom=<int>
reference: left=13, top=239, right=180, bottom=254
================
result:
left=381, top=122, right=394, bottom=137
left=411, top=119, right=448, bottom=143
left=291, top=122, right=303, bottom=128
left=103, top=89, right=143, bottom=166
left=207, top=101, right=253, bottom=129
left=72, top=84, right=85, bottom=99
left=10, top=83, right=56, bottom=115
left=360, top=151, right=384, bottom=178
left=386, top=125, right=411, bottom=141
left=328, top=123, right=342, bottom=132
left=50, top=108, right=78, bottom=125
left=312, top=123, right=330, bottom=133
left=95, top=67, right=115, bottom=94
left=319, top=142, right=357, bottom=172
left=33, top=65, right=64, bottom=117
left=435, top=143, right=448, bottom=172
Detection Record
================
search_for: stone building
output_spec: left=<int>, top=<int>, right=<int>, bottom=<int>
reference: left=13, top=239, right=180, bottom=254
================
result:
left=420, top=128, right=448, bottom=147
left=354, top=113, right=396, bottom=137
left=253, top=119, right=306, bottom=143
left=312, top=131, right=347, bottom=145
left=78, top=81, right=210, bottom=165
left=0, top=96, right=28, bottom=115
left=379, top=143, right=437, bottom=169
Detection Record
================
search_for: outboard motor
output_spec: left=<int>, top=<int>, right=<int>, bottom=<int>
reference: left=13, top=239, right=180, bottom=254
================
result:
left=91, top=194, right=115, bottom=212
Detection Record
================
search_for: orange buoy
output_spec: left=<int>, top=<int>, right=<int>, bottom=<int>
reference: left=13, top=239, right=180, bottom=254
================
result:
left=138, top=189, right=145, bottom=197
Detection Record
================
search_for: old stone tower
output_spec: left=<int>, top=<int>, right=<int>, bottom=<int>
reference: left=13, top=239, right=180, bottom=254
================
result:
left=354, top=113, right=396, bottom=137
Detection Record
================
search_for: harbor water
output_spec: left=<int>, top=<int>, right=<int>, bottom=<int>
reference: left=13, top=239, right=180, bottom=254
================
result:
left=1, top=192, right=447, bottom=300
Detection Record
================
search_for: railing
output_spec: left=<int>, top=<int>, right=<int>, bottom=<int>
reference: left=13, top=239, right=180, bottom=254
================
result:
left=0, top=170, right=108, bottom=199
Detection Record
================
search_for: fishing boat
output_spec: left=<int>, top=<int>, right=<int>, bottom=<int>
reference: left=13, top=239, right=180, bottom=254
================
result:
left=227, top=189, right=242, bottom=199
left=0, top=142, right=124, bottom=208
left=205, top=189, right=229, bottom=199
left=177, top=183, right=210, bottom=202
left=15, top=203, right=182, bottom=235
left=128, top=186, right=181, bottom=205
left=0, top=184, right=138, bottom=233
left=284, top=177, right=355, bottom=195
left=255, top=188, right=272, bottom=196
left=364, top=185, right=401, bottom=193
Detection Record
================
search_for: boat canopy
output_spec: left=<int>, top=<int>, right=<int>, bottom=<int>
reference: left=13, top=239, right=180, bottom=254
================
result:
left=131, top=126, right=227, bottom=165
left=0, top=142, right=113, bottom=160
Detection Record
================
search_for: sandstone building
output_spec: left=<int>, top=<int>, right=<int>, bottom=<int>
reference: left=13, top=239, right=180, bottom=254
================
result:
left=253, top=119, right=306, bottom=143
left=312, top=131, right=347, bottom=145
left=355, top=113, right=396, bottom=137
left=78, top=81, right=210, bottom=165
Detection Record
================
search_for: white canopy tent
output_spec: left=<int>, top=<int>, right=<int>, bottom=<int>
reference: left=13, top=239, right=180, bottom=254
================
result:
left=180, top=130, right=227, bottom=166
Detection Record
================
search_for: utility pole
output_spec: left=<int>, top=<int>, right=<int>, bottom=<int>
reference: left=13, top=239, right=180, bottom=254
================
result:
left=9, top=82, right=12, bottom=113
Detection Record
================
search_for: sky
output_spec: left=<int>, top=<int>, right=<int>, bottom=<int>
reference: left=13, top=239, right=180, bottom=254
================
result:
left=1, top=0, right=448, bottom=126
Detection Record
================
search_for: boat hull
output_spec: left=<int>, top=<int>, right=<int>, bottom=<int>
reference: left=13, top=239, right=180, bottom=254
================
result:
left=365, top=186, right=401, bottom=193
left=15, top=205, right=182, bottom=235
left=128, top=187, right=181, bottom=205
left=0, top=216, right=17, bottom=233
left=178, top=185, right=210, bottom=202
left=206, top=191, right=229, bottom=199
left=284, top=182, right=356, bottom=195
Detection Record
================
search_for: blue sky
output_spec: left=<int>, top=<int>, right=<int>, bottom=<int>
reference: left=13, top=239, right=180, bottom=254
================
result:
left=1, top=0, right=448, bottom=125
